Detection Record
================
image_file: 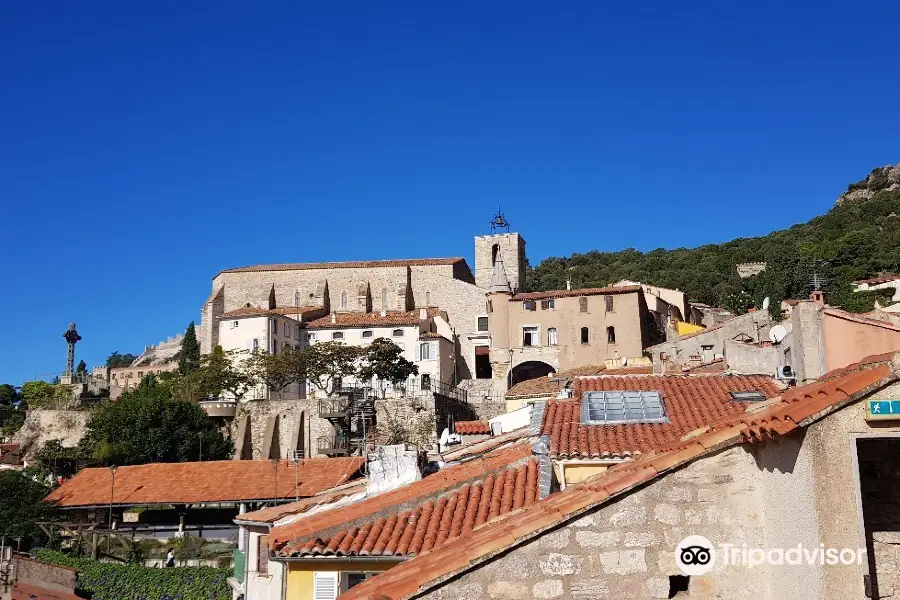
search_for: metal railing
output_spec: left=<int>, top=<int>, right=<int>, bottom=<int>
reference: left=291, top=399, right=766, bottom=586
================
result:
left=232, top=549, right=246, bottom=583
left=336, top=378, right=468, bottom=403
left=317, top=435, right=350, bottom=455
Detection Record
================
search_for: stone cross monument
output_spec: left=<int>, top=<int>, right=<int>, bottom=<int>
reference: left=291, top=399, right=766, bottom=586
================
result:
left=63, top=322, right=82, bottom=377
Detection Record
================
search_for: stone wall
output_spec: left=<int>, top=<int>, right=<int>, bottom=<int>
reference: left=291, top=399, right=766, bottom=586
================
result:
left=723, top=338, right=782, bottom=375
left=13, top=409, right=91, bottom=456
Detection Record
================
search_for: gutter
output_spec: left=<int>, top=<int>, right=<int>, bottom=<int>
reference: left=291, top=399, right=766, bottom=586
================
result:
left=272, top=555, right=409, bottom=564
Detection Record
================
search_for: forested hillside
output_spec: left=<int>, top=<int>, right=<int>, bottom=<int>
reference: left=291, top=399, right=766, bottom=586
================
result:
left=527, top=165, right=900, bottom=315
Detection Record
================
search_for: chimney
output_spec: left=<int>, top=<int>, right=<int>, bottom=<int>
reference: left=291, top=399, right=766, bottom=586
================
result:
left=566, top=279, right=572, bottom=291
left=810, top=290, right=825, bottom=308
left=331, top=311, right=337, bottom=324
left=419, top=308, right=427, bottom=320
left=366, top=445, right=421, bottom=496
left=380, top=309, right=387, bottom=317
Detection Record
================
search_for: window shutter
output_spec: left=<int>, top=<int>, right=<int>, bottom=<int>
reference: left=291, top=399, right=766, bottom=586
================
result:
left=314, top=571, right=339, bottom=600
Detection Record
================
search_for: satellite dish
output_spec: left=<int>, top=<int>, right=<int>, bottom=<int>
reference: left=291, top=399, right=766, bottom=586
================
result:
left=762, top=297, right=770, bottom=311
left=769, top=324, right=787, bottom=344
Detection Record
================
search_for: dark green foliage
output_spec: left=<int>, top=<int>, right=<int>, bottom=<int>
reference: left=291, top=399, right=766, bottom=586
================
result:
left=358, top=338, right=419, bottom=384
left=79, top=384, right=232, bottom=465
left=0, top=410, right=25, bottom=441
left=0, top=471, right=54, bottom=546
left=75, top=360, right=87, bottom=374
left=529, top=188, right=900, bottom=314
left=34, top=549, right=230, bottom=600
left=178, top=322, right=201, bottom=375
left=32, top=439, right=86, bottom=481
left=0, top=383, right=19, bottom=405
left=106, top=352, right=137, bottom=369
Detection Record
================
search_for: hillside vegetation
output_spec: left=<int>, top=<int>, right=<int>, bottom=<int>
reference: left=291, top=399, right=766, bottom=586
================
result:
left=528, top=164, right=900, bottom=315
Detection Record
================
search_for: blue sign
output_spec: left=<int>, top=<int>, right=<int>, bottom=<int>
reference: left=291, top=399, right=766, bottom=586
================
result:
left=866, top=400, right=900, bottom=421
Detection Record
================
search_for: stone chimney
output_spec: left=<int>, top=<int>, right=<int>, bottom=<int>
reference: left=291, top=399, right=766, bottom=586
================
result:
left=419, top=308, right=428, bottom=320
left=810, top=290, right=825, bottom=308
left=331, top=311, right=337, bottom=324
left=380, top=309, right=387, bottom=317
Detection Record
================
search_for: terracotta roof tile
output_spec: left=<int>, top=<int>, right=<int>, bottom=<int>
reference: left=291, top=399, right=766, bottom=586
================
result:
left=455, top=421, right=491, bottom=435
left=221, top=258, right=465, bottom=274
left=270, top=445, right=534, bottom=553
left=338, top=353, right=900, bottom=600
left=511, top=285, right=642, bottom=301
left=221, top=306, right=324, bottom=319
left=238, top=480, right=368, bottom=523
left=505, top=365, right=652, bottom=399
left=45, top=458, right=365, bottom=508
left=542, top=374, right=782, bottom=459
left=305, top=309, right=442, bottom=330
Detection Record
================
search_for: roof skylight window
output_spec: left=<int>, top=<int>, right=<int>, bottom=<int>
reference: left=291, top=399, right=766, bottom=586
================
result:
left=730, top=391, right=766, bottom=402
left=581, top=391, right=669, bottom=425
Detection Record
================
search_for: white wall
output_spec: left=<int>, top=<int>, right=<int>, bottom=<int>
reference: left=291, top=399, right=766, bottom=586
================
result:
left=218, top=315, right=305, bottom=400
left=242, top=527, right=284, bottom=600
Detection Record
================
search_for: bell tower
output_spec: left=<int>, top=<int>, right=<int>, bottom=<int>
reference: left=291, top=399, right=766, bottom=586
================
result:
left=474, top=208, right=527, bottom=292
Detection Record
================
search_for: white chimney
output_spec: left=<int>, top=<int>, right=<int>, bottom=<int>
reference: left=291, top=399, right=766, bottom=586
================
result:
left=380, top=309, right=387, bottom=317
left=566, top=279, right=572, bottom=291
left=419, top=308, right=427, bottom=320
left=331, top=311, right=336, bottom=324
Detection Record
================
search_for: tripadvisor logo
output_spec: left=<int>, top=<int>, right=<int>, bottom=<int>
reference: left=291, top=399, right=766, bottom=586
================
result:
left=676, top=535, right=716, bottom=575
left=676, top=535, right=867, bottom=574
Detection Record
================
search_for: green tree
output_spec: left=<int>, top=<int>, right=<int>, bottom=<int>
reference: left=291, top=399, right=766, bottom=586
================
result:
left=106, top=352, right=137, bottom=369
left=79, top=385, right=232, bottom=465
left=245, top=350, right=296, bottom=400
left=75, top=360, right=87, bottom=374
left=357, top=338, right=418, bottom=386
left=20, top=381, right=55, bottom=408
left=0, top=470, right=55, bottom=547
left=0, top=383, right=17, bottom=405
left=306, top=342, right=363, bottom=395
left=198, top=346, right=255, bottom=400
left=31, top=439, right=85, bottom=482
left=177, top=322, right=201, bottom=375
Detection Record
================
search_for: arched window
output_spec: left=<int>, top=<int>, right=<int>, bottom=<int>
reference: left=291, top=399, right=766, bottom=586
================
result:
left=580, top=327, right=589, bottom=344
left=340, top=291, right=348, bottom=309
left=392, top=329, right=404, bottom=337
left=491, top=243, right=499, bottom=266
left=382, top=288, right=388, bottom=308
left=607, top=326, right=616, bottom=344
left=547, top=327, right=558, bottom=346
left=425, top=291, right=431, bottom=306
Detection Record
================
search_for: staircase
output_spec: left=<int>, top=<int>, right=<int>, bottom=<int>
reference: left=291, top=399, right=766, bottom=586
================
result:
left=317, top=388, right=377, bottom=457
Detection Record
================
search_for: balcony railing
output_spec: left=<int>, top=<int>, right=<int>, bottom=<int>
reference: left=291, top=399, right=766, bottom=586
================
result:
left=232, top=549, right=246, bottom=584
left=317, top=435, right=350, bottom=456
left=337, top=378, right=468, bottom=403
left=318, top=396, right=351, bottom=418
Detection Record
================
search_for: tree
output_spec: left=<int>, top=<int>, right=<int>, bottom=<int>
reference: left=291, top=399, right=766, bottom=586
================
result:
left=178, top=322, right=201, bottom=375
left=20, top=381, right=55, bottom=408
left=106, top=352, right=136, bottom=369
left=0, top=383, right=17, bottom=406
left=306, top=342, right=363, bottom=395
left=79, top=384, right=233, bottom=465
left=357, top=338, right=418, bottom=387
left=0, top=470, right=55, bottom=547
left=198, top=346, right=255, bottom=400
left=75, top=360, right=87, bottom=375
left=31, top=439, right=84, bottom=482
left=245, top=350, right=296, bottom=400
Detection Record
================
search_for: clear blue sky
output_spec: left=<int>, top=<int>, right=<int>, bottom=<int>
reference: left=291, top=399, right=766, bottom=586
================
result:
left=2, top=1, right=898, bottom=385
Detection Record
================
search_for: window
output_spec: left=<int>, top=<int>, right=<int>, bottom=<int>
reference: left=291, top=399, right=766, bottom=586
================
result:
left=271, top=320, right=278, bottom=333
left=581, top=327, right=589, bottom=344
left=605, top=295, right=614, bottom=312
left=523, top=326, right=539, bottom=347
left=547, top=327, right=558, bottom=346
left=340, top=291, right=348, bottom=309
left=419, top=342, right=433, bottom=361
left=340, top=572, right=374, bottom=594
left=257, top=534, right=269, bottom=576
left=486, top=299, right=493, bottom=313
left=730, top=391, right=767, bottom=402
left=250, top=338, right=259, bottom=351
left=477, top=316, right=489, bottom=332
left=137, top=371, right=143, bottom=378
left=392, top=329, right=404, bottom=337
left=308, top=332, right=317, bottom=342
left=284, top=322, right=291, bottom=336
left=475, top=346, right=491, bottom=379
left=421, top=374, right=431, bottom=389
left=362, top=330, right=373, bottom=338
left=381, top=288, right=388, bottom=308
left=332, top=332, right=344, bottom=340
left=582, top=390, right=668, bottom=424
left=607, top=326, right=616, bottom=344
left=669, top=575, right=690, bottom=597
left=314, top=571, right=338, bottom=599
left=425, top=291, right=431, bottom=306
left=541, top=299, right=555, bottom=310
left=701, top=344, right=714, bottom=351
left=230, top=320, right=239, bottom=329
left=523, top=300, right=536, bottom=311
left=579, top=297, right=588, bottom=312
left=294, top=325, right=301, bottom=340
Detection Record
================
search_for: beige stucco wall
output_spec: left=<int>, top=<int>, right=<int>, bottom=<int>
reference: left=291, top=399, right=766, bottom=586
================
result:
left=823, top=313, right=900, bottom=373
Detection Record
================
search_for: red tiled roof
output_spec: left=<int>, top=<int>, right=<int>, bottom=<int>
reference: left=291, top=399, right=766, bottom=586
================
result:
left=305, top=309, right=441, bottom=330
left=270, top=445, right=533, bottom=552
left=511, top=285, right=641, bottom=301
left=455, top=421, right=491, bottom=435
left=238, top=480, right=369, bottom=524
left=542, top=374, right=782, bottom=459
left=45, top=458, right=365, bottom=508
left=282, top=458, right=540, bottom=558
left=0, top=443, right=21, bottom=453
left=220, top=258, right=465, bottom=274
left=854, top=275, right=900, bottom=285
left=221, top=306, right=324, bottom=318
left=505, top=365, right=653, bottom=399
left=339, top=355, right=898, bottom=600
left=13, top=581, right=84, bottom=600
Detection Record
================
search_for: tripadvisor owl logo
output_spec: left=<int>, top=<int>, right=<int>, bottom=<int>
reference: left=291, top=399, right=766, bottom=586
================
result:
left=676, top=535, right=716, bottom=576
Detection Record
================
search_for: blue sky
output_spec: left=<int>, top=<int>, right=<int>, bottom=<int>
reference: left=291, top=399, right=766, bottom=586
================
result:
left=1, top=1, right=899, bottom=385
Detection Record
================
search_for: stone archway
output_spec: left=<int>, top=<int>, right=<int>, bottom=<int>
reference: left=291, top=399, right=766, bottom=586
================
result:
left=509, top=360, right=556, bottom=388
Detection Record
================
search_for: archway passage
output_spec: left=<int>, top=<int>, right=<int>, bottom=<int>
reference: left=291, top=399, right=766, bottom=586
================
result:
left=509, top=360, right=556, bottom=388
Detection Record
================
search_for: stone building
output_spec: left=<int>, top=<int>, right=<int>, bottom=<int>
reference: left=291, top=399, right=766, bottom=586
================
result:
left=332, top=352, right=900, bottom=600
left=108, top=334, right=183, bottom=396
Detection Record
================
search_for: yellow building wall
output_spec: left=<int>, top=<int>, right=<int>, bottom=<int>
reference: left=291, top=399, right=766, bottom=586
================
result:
left=676, top=321, right=705, bottom=336
left=563, top=463, right=609, bottom=485
left=286, top=562, right=396, bottom=600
